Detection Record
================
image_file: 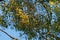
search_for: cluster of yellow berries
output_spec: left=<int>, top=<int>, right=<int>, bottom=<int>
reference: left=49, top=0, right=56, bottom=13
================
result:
left=15, top=7, right=29, bottom=25
left=49, top=1, right=54, bottom=7
left=49, top=1, right=59, bottom=7
left=10, top=0, right=15, bottom=4
left=49, top=1, right=54, bottom=5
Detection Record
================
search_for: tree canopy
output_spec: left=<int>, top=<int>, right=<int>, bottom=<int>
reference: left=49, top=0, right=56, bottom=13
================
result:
left=0, top=0, right=60, bottom=40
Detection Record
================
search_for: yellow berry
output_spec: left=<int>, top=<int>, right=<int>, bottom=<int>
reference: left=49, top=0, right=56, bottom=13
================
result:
left=49, top=1, right=54, bottom=5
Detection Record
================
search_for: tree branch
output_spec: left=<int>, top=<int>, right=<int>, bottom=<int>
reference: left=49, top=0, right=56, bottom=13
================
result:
left=0, top=29, right=18, bottom=40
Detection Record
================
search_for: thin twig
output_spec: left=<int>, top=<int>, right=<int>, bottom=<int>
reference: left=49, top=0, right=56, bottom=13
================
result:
left=0, top=29, right=18, bottom=40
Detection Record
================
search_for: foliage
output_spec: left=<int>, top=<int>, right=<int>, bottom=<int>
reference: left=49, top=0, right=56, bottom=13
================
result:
left=0, top=0, right=60, bottom=40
